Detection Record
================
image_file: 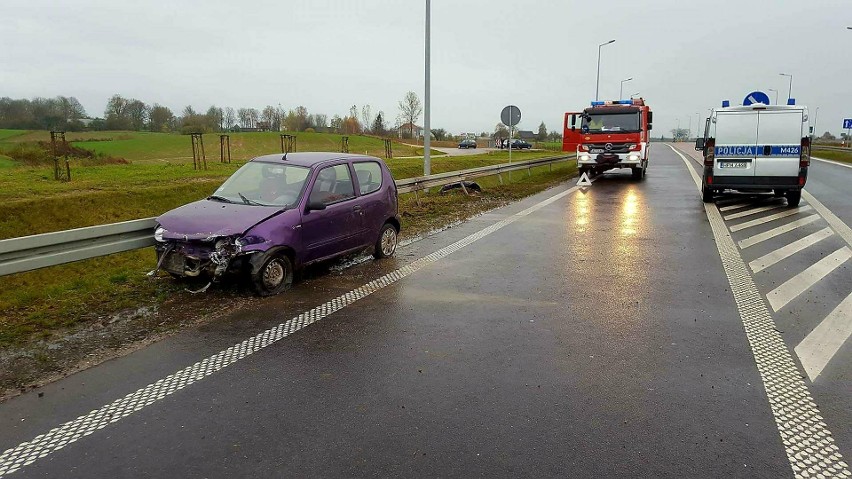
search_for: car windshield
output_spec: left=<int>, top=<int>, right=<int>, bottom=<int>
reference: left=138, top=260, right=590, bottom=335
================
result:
left=211, top=162, right=310, bottom=208
left=582, top=111, right=640, bottom=133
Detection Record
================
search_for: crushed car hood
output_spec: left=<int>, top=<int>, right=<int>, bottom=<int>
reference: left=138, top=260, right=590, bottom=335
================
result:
left=156, top=199, right=283, bottom=240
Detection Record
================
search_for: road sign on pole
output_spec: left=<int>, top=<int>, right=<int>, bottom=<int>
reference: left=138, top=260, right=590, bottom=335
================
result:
left=501, top=105, right=521, bottom=166
left=743, top=91, right=771, bottom=106
left=843, top=119, right=852, bottom=129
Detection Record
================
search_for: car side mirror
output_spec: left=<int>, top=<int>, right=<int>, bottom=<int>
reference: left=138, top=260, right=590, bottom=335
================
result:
left=694, top=137, right=705, bottom=151
left=306, top=201, right=327, bottom=211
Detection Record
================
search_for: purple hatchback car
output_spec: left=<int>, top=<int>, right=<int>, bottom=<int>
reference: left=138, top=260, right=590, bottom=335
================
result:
left=153, top=152, right=400, bottom=295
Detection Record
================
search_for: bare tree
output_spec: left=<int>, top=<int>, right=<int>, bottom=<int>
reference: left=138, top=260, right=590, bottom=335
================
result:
left=398, top=91, right=422, bottom=139
left=361, top=104, right=372, bottom=134
left=262, top=105, right=276, bottom=130
left=224, top=107, right=236, bottom=130
left=237, top=108, right=250, bottom=128
left=313, top=113, right=328, bottom=130
left=248, top=108, right=259, bottom=128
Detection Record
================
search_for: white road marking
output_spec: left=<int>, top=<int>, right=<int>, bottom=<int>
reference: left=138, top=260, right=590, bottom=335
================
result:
left=723, top=204, right=783, bottom=220
left=729, top=206, right=812, bottom=232
left=749, top=227, right=834, bottom=273
left=795, top=292, right=852, bottom=381
left=812, top=156, right=852, bottom=170
left=0, top=175, right=592, bottom=478
left=738, top=215, right=820, bottom=249
left=667, top=144, right=851, bottom=478
left=767, top=247, right=852, bottom=312
left=802, top=190, right=852, bottom=248
left=719, top=202, right=753, bottom=212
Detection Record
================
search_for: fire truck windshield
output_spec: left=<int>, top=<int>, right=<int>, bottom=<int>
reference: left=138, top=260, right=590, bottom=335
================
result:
left=582, top=111, right=640, bottom=133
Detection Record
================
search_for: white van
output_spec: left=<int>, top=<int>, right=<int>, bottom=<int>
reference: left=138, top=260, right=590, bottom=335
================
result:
left=695, top=103, right=810, bottom=207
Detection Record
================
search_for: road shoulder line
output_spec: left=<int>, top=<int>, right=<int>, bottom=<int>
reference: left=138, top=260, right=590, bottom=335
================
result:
left=667, top=144, right=851, bottom=478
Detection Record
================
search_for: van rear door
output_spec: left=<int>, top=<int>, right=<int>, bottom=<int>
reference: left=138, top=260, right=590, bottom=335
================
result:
left=755, top=110, right=803, bottom=179
left=713, top=111, right=758, bottom=180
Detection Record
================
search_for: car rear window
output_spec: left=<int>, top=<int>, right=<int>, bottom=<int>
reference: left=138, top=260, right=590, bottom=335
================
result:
left=353, top=161, right=383, bottom=195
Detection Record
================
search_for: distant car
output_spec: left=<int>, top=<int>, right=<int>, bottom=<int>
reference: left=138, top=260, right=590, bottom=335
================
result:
left=458, top=139, right=477, bottom=149
left=508, top=139, right=532, bottom=150
left=153, top=153, right=401, bottom=296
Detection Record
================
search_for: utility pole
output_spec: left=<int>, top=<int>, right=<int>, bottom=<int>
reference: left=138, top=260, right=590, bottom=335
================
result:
left=424, top=0, right=431, bottom=176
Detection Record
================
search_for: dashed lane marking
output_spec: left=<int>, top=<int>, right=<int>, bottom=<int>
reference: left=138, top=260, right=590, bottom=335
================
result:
left=720, top=202, right=755, bottom=212
left=723, top=204, right=783, bottom=220
left=668, top=144, right=851, bottom=479
left=730, top=206, right=812, bottom=232
left=739, top=215, right=821, bottom=249
left=795, top=292, right=852, bottom=381
left=766, top=246, right=852, bottom=312
left=0, top=177, right=592, bottom=478
left=750, top=227, right=834, bottom=273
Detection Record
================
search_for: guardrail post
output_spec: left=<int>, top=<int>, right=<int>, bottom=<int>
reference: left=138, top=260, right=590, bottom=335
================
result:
left=497, top=173, right=503, bottom=185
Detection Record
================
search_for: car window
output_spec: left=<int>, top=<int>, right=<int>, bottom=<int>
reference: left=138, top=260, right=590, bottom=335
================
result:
left=353, top=161, right=383, bottom=195
left=309, top=164, right=355, bottom=205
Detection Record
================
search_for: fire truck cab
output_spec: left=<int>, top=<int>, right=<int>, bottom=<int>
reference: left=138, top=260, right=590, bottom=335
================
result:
left=563, top=99, right=653, bottom=180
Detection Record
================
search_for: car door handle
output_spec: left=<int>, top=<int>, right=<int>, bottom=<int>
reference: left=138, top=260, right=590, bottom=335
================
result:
left=353, top=205, right=362, bottom=211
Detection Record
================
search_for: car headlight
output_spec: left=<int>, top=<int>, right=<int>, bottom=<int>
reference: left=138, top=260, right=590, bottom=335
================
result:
left=628, top=154, right=640, bottom=161
left=579, top=154, right=591, bottom=161
left=154, top=226, right=166, bottom=242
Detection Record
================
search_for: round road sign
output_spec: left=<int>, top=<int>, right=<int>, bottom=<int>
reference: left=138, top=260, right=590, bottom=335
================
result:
left=501, top=105, right=521, bottom=127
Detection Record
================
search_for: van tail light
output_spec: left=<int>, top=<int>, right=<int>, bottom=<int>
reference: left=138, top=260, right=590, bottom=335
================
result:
left=798, top=177, right=805, bottom=186
left=800, top=137, right=810, bottom=168
left=707, top=176, right=713, bottom=185
left=704, top=139, right=715, bottom=167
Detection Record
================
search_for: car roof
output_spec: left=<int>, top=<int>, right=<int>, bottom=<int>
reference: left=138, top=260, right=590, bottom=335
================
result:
left=250, top=152, right=379, bottom=167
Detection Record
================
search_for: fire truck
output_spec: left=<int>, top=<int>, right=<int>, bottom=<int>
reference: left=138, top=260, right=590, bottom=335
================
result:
left=562, top=98, right=653, bottom=179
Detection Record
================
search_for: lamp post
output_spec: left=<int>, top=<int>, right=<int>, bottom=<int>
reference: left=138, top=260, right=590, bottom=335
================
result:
left=695, top=112, right=701, bottom=138
left=595, top=40, right=615, bottom=101
left=423, top=0, right=431, bottom=176
left=768, top=88, right=779, bottom=105
left=630, top=92, right=640, bottom=99
left=779, top=73, right=793, bottom=103
left=619, top=77, right=633, bottom=99
left=813, top=106, right=820, bottom=137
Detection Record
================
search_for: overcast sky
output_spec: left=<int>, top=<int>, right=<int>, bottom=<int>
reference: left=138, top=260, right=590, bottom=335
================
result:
left=2, top=0, right=850, bottom=137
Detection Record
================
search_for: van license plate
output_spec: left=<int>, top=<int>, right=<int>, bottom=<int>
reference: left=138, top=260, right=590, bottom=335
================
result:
left=719, top=162, right=748, bottom=169
left=589, top=148, right=604, bottom=154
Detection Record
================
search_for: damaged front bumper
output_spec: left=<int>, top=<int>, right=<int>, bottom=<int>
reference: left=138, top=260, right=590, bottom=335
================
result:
left=153, top=237, right=255, bottom=281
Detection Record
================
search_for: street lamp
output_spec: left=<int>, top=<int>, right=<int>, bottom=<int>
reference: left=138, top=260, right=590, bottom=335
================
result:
left=768, top=88, right=779, bottom=105
left=814, top=106, right=820, bottom=137
left=619, top=77, right=633, bottom=99
left=695, top=112, right=701, bottom=138
left=424, top=0, right=431, bottom=176
left=779, top=73, right=793, bottom=103
left=595, top=40, right=615, bottom=101
left=630, top=92, right=640, bottom=98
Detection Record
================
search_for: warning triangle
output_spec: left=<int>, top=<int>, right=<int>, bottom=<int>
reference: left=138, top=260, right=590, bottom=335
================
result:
left=577, top=171, right=592, bottom=187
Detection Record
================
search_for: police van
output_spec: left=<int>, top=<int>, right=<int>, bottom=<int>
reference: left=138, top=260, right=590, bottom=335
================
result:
left=695, top=102, right=810, bottom=206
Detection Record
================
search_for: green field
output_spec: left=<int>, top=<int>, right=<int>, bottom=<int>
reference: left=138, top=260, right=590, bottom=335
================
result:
left=813, top=148, right=852, bottom=164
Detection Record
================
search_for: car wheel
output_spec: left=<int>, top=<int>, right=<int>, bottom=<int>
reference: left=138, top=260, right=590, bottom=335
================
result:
left=786, top=190, right=802, bottom=208
left=702, top=182, right=714, bottom=203
left=251, top=253, right=293, bottom=296
left=374, top=223, right=398, bottom=259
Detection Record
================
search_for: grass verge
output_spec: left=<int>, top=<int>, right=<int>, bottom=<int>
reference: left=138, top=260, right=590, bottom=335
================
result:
left=813, top=148, right=852, bottom=164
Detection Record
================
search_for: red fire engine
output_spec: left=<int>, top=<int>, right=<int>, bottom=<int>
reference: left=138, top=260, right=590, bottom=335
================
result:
left=562, top=98, right=653, bottom=179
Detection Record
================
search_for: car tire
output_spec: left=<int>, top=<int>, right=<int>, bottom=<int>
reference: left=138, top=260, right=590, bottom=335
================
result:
left=374, top=223, right=398, bottom=259
left=251, top=253, right=293, bottom=296
left=786, top=190, right=802, bottom=208
left=702, top=182, right=714, bottom=203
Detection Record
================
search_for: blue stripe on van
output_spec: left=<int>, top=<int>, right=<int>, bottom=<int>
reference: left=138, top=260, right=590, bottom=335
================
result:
left=715, top=145, right=800, bottom=157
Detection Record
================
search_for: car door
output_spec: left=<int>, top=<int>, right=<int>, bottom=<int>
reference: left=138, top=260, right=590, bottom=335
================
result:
left=754, top=110, right=803, bottom=180
left=352, top=160, right=386, bottom=246
left=300, top=163, right=361, bottom=262
left=713, top=111, right=758, bottom=180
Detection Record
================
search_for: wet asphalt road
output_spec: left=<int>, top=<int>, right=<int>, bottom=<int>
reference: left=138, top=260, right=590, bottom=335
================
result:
left=1, top=145, right=850, bottom=477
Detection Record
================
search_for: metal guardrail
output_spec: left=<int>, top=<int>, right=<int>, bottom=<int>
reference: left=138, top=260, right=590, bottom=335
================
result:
left=0, top=154, right=574, bottom=277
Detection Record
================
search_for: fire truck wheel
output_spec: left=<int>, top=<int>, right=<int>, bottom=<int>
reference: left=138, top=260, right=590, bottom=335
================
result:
left=631, top=167, right=644, bottom=180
